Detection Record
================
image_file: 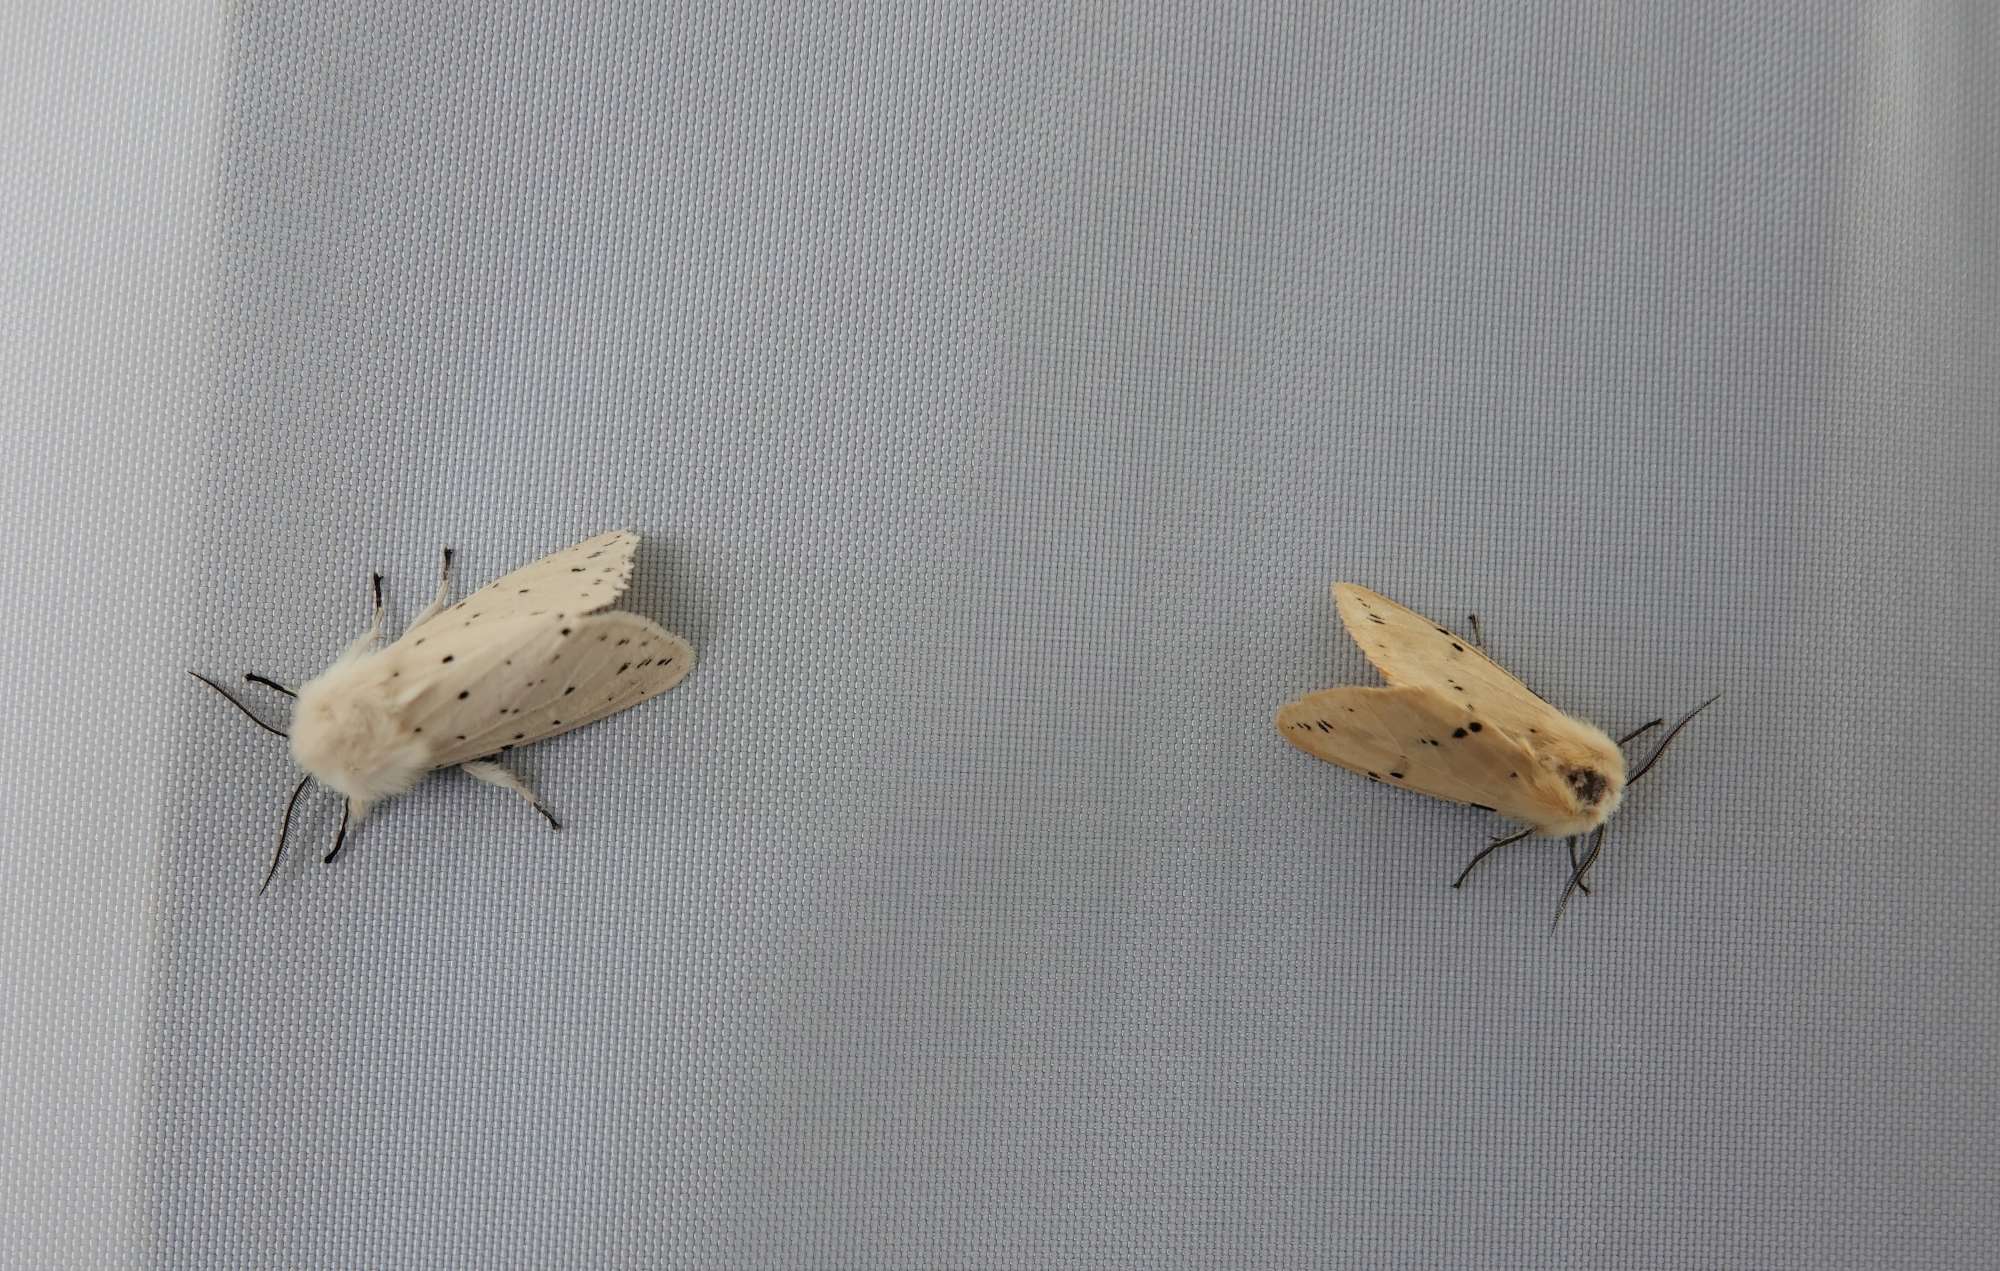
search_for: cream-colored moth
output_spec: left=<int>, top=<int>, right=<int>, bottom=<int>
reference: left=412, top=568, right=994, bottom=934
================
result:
left=1276, top=583, right=1715, bottom=925
left=192, top=531, right=695, bottom=890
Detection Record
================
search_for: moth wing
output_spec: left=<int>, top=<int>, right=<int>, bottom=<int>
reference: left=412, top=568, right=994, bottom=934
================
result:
left=1333, top=583, right=1555, bottom=738
left=1276, top=684, right=1568, bottom=825
left=409, top=530, right=640, bottom=636
left=373, top=610, right=694, bottom=770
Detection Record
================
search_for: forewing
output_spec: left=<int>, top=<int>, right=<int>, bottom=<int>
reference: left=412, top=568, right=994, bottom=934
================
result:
left=1333, top=583, right=1554, bottom=737
left=1276, top=684, right=1566, bottom=824
left=409, top=530, right=639, bottom=636
left=411, top=611, right=694, bottom=770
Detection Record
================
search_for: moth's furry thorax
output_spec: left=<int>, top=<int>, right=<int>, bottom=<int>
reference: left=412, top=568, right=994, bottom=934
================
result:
left=288, top=657, right=429, bottom=814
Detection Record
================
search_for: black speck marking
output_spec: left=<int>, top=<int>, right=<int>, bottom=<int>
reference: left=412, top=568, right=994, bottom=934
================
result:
left=514, top=733, right=525, bottom=741
left=561, top=627, right=572, bottom=636
left=1453, top=727, right=1468, bottom=738
left=551, top=719, right=561, bottom=726
left=414, top=638, right=425, bottom=647
left=618, top=663, right=631, bottom=674
left=1468, top=721, right=1482, bottom=732
left=456, top=734, right=466, bottom=741
left=1389, top=771, right=1404, bottom=780
left=617, top=639, right=629, bottom=646
left=1451, top=642, right=1463, bottom=652
left=1434, top=626, right=1448, bottom=634
left=570, top=567, right=584, bottom=572
left=564, top=686, right=574, bottom=695
left=457, top=690, right=469, bottom=700
left=1453, top=685, right=1465, bottom=692
left=392, top=671, right=401, bottom=678
left=1315, top=719, right=1332, bottom=733
left=586, top=551, right=601, bottom=559
left=1367, top=771, right=1380, bottom=781
left=441, top=655, right=454, bottom=664
left=1369, top=614, right=1384, bottom=624
left=518, top=588, right=530, bottom=594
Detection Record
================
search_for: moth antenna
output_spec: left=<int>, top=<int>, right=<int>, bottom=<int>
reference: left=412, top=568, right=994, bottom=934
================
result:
left=188, top=671, right=288, bottom=739
left=1628, top=694, right=1721, bottom=784
left=243, top=672, right=297, bottom=699
left=1565, top=834, right=1591, bottom=897
left=260, top=775, right=311, bottom=895
left=322, top=800, right=353, bottom=865
left=1551, top=825, right=1607, bottom=930
left=1452, top=826, right=1533, bottom=889
left=1616, top=718, right=1664, bottom=746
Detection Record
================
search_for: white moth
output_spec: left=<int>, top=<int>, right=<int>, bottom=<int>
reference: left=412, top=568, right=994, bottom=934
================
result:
left=193, top=530, right=695, bottom=889
left=1276, top=583, right=1715, bottom=925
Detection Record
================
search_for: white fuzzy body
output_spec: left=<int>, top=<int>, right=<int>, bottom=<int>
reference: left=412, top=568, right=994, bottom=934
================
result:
left=289, top=658, right=432, bottom=817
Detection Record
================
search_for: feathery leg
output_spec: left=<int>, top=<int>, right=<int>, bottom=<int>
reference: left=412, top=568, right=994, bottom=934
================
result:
left=409, top=546, right=455, bottom=630
left=322, top=799, right=354, bottom=864
left=461, top=760, right=561, bottom=830
left=1564, top=835, right=1591, bottom=897
left=1452, top=826, right=1534, bottom=889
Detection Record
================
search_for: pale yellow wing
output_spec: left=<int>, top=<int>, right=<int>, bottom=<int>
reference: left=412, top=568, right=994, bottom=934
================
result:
left=1276, top=684, right=1573, bottom=825
left=1333, top=583, right=1556, bottom=741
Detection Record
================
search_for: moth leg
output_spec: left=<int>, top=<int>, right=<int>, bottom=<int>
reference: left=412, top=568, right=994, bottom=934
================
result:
left=243, top=672, right=297, bottom=698
left=1565, top=836, right=1591, bottom=897
left=461, top=759, right=561, bottom=830
left=1616, top=718, right=1664, bottom=746
left=337, top=573, right=387, bottom=660
left=1466, top=613, right=1484, bottom=649
left=1573, top=826, right=1607, bottom=894
left=322, top=798, right=355, bottom=864
left=1452, top=826, right=1534, bottom=889
left=408, top=546, right=456, bottom=629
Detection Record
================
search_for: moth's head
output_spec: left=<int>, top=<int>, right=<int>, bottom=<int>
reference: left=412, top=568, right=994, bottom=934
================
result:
left=1532, top=720, right=1627, bottom=836
left=288, top=666, right=429, bottom=807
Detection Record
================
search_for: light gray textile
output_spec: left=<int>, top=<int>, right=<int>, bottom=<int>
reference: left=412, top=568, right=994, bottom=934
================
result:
left=4, top=3, right=1996, bottom=1267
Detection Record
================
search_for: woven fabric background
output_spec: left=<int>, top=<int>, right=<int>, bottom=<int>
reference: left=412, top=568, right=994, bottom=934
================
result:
left=5, top=3, right=1996, bottom=1267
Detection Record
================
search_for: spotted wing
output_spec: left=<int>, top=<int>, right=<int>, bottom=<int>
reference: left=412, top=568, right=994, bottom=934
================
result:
left=1276, top=684, right=1570, bottom=825
left=369, top=610, right=694, bottom=770
left=1333, top=583, right=1555, bottom=740
left=407, top=530, right=639, bottom=638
